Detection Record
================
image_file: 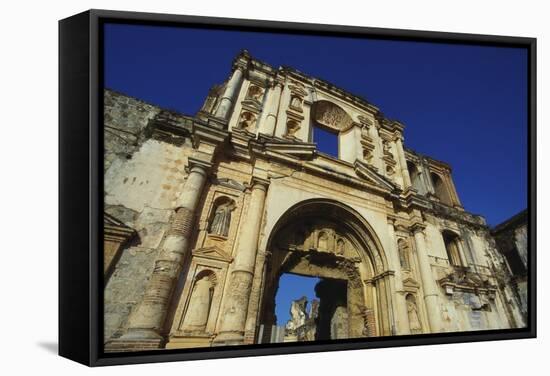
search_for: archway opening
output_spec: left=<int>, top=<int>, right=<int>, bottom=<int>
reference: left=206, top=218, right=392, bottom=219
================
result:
left=256, top=199, right=393, bottom=344
left=272, top=273, right=350, bottom=343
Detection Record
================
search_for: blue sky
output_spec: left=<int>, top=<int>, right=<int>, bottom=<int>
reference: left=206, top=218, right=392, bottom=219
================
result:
left=104, top=23, right=527, bottom=325
left=104, top=23, right=527, bottom=227
left=275, top=274, right=320, bottom=325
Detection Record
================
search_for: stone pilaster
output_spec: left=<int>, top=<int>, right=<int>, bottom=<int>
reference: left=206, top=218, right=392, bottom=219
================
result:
left=214, top=177, right=269, bottom=345
left=260, top=80, right=283, bottom=136
left=215, top=66, right=245, bottom=120
left=386, top=219, right=410, bottom=334
left=105, top=160, right=210, bottom=351
left=394, top=135, right=412, bottom=190
left=410, top=223, right=442, bottom=333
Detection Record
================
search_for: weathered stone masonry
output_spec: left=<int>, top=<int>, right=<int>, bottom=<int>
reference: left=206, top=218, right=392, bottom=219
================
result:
left=103, top=51, right=526, bottom=351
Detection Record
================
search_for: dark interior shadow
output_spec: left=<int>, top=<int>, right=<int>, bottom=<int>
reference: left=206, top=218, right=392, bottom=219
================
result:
left=37, top=341, right=58, bottom=354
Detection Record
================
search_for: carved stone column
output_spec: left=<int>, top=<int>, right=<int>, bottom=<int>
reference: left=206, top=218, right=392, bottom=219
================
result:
left=214, top=178, right=269, bottom=345
left=395, top=136, right=412, bottom=190
left=108, top=160, right=210, bottom=349
left=387, top=219, right=410, bottom=334
left=260, top=81, right=283, bottom=136
left=215, top=66, right=245, bottom=120
left=374, top=274, right=391, bottom=336
left=411, top=223, right=442, bottom=333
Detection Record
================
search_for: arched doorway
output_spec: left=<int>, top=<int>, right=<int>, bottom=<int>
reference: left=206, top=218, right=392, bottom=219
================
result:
left=257, top=199, right=394, bottom=343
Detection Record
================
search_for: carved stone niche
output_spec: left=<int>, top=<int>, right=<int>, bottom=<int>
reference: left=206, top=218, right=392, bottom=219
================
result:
left=167, top=247, right=232, bottom=349
left=311, top=100, right=354, bottom=133
left=207, top=196, right=236, bottom=239
left=357, top=115, right=376, bottom=163
left=381, top=139, right=397, bottom=176
left=405, top=293, right=423, bottom=334
left=245, top=84, right=265, bottom=103
left=284, top=118, right=302, bottom=140
left=289, top=95, right=303, bottom=112
left=236, top=110, right=257, bottom=133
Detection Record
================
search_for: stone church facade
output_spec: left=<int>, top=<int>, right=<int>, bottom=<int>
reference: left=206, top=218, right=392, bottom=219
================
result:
left=103, top=50, right=526, bottom=352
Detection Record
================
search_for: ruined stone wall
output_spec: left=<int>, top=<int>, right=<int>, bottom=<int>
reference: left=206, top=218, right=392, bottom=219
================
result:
left=103, top=89, right=194, bottom=341
left=104, top=89, right=161, bottom=171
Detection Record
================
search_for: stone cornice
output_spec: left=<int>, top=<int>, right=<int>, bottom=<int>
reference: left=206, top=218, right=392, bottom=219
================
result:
left=104, top=213, right=136, bottom=243
left=244, top=136, right=401, bottom=199
left=409, top=222, right=426, bottom=234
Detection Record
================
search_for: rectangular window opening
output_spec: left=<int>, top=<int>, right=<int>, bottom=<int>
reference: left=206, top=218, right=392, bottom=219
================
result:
left=313, top=124, right=339, bottom=158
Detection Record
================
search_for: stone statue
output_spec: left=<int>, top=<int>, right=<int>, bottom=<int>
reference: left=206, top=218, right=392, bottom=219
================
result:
left=290, top=96, right=302, bottom=109
left=209, top=202, right=234, bottom=237
left=407, top=296, right=422, bottom=334
left=181, top=274, right=214, bottom=332
left=336, top=239, right=345, bottom=255
left=247, top=85, right=263, bottom=101
left=285, top=119, right=300, bottom=137
left=238, top=111, right=256, bottom=131
left=398, top=240, right=410, bottom=269
left=318, top=231, right=328, bottom=251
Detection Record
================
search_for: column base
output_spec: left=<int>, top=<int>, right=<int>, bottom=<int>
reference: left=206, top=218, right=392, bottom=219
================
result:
left=165, top=334, right=213, bottom=349
left=104, top=329, right=165, bottom=353
left=211, top=331, right=245, bottom=347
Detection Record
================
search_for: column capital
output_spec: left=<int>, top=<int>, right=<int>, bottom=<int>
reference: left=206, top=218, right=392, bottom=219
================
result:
left=270, top=78, right=285, bottom=89
left=187, top=157, right=212, bottom=175
left=232, top=61, right=248, bottom=73
left=409, top=222, right=426, bottom=234
left=387, top=215, right=398, bottom=226
left=393, top=132, right=405, bottom=143
left=250, top=176, right=270, bottom=191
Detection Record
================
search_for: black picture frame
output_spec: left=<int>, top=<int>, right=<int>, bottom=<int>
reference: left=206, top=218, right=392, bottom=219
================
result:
left=59, top=9, right=537, bottom=367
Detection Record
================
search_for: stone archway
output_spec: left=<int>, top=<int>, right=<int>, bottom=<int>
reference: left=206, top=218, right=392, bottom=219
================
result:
left=257, top=199, right=394, bottom=343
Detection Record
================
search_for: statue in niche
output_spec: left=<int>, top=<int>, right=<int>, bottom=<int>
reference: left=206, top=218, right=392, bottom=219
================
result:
left=398, top=239, right=410, bottom=269
left=317, top=231, right=328, bottom=251
left=285, top=119, right=301, bottom=138
left=209, top=200, right=235, bottom=237
left=181, top=272, right=215, bottom=332
left=383, top=140, right=392, bottom=155
left=336, top=238, right=345, bottom=255
left=247, top=85, right=264, bottom=102
left=290, top=96, right=302, bottom=110
left=238, top=111, right=256, bottom=132
left=406, top=295, right=422, bottom=334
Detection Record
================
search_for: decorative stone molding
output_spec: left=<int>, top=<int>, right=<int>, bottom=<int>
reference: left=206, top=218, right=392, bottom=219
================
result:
left=311, top=100, right=354, bottom=132
left=192, top=246, right=233, bottom=263
left=438, top=268, right=497, bottom=299
left=246, top=84, right=265, bottom=101
left=358, top=115, right=376, bottom=163
left=236, top=110, right=257, bottom=133
left=381, top=139, right=397, bottom=175
left=104, top=213, right=137, bottom=276
left=353, top=159, right=397, bottom=193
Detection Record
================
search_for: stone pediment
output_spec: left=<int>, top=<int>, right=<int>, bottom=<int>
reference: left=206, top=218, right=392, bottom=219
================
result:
left=402, top=277, right=420, bottom=289
left=192, top=246, right=233, bottom=263
left=104, top=213, right=136, bottom=241
left=353, top=159, right=398, bottom=192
